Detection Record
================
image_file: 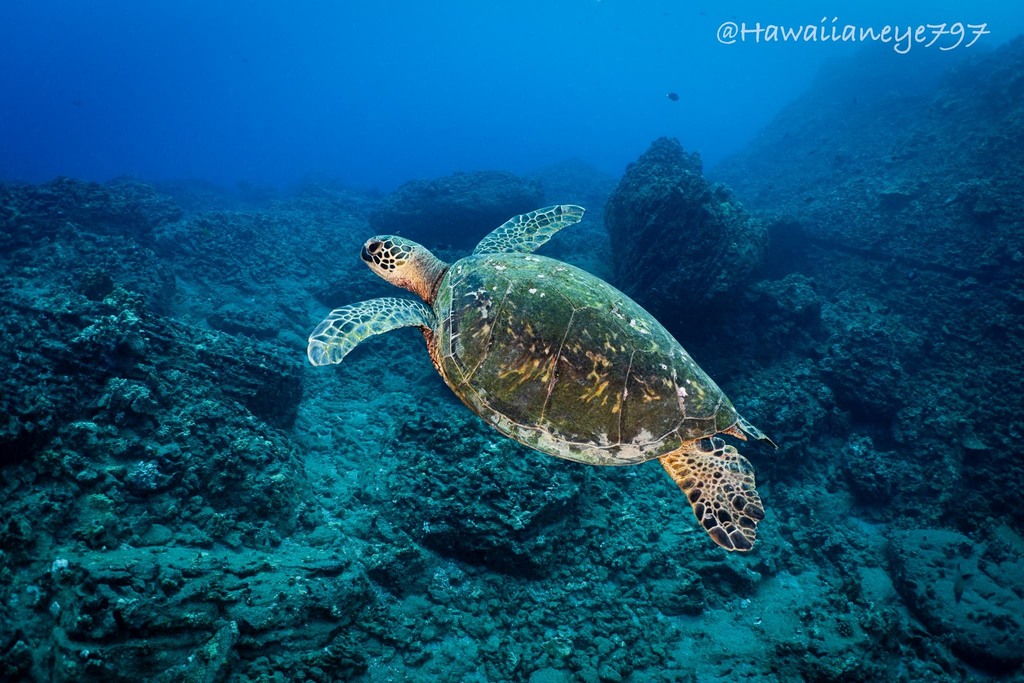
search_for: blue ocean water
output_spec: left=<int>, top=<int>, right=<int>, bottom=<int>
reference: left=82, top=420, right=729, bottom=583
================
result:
left=2, top=1, right=1024, bottom=681
left=3, top=0, right=1018, bottom=190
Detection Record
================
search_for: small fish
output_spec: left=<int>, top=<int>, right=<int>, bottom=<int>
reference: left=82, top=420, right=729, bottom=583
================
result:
left=667, top=92, right=680, bottom=102
left=953, top=563, right=973, bottom=604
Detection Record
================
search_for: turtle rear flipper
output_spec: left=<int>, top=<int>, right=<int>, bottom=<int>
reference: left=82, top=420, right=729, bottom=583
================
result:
left=308, top=297, right=436, bottom=366
left=472, top=204, right=585, bottom=255
left=659, top=439, right=764, bottom=552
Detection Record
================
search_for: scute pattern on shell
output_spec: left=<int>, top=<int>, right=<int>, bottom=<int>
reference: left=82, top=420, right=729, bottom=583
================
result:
left=432, top=252, right=739, bottom=466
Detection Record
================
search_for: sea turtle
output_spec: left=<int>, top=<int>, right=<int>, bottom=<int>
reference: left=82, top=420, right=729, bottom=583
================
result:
left=308, top=205, right=773, bottom=551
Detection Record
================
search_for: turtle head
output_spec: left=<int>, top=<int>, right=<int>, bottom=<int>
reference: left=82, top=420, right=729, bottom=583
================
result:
left=361, top=235, right=449, bottom=305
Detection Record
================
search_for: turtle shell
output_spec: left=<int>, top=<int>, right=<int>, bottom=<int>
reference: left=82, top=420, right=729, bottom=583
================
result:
left=433, top=253, right=740, bottom=465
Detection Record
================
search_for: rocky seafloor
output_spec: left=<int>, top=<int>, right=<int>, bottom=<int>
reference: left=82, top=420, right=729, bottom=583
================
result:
left=2, top=42, right=1024, bottom=683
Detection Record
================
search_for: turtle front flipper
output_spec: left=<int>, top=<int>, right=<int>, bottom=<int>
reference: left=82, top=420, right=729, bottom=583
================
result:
left=307, top=297, right=436, bottom=366
left=659, top=439, right=764, bottom=552
left=472, top=204, right=585, bottom=255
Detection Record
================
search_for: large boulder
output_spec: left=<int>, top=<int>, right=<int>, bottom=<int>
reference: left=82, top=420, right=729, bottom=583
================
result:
left=888, top=528, right=1024, bottom=672
left=369, top=170, right=544, bottom=250
left=605, top=138, right=767, bottom=327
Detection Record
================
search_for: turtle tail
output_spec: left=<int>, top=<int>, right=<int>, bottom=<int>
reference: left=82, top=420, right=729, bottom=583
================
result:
left=728, top=414, right=778, bottom=449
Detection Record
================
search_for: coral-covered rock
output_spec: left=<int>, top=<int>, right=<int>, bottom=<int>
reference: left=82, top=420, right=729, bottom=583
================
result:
left=742, top=274, right=826, bottom=363
left=208, top=344, right=303, bottom=431
left=840, top=434, right=949, bottom=524
left=382, top=405, right=585, bottom=575
left=821, top=322, right=906, bottom=419
left=20, top=546, right=371, bottom=682
left=207, top=302, right=284, bottom=340
left=369, top=170, right=544, bottom=249
left=604, top=137, right=767, bottom=325
left=0, top=177, right=181, bottom=250
left=816, top=290, right=925, bottom=423
left=713, top=39, right=1024, bottom=276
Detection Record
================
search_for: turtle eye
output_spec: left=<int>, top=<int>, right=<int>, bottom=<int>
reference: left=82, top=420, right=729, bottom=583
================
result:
left=361, top=241, right=382, bottom=263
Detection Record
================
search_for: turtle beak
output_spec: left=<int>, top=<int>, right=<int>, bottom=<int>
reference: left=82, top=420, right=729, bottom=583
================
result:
left=360, top=244, right=372, bottom=263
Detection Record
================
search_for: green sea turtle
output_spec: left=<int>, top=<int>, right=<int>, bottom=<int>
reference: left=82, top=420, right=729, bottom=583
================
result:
left=308, top=205, right=773, bottom=551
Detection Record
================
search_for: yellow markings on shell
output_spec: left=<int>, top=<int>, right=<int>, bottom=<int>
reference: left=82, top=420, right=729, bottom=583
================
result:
left=538, top=355, right=557, bottom=385
left=472, top=322, right=492, bottom=340
left=580, top=349, right=615, bottom=404
left=491, top=314, right=554, bottom=389
left=584, top=350, right=608, bottom=383
left=498, top=356, right=547, bottom=389
left=629, top=375, right=662, bottom=403
left=641, top=388, right=661, bottom=403
left=580, top=379, right=610, bottom=404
